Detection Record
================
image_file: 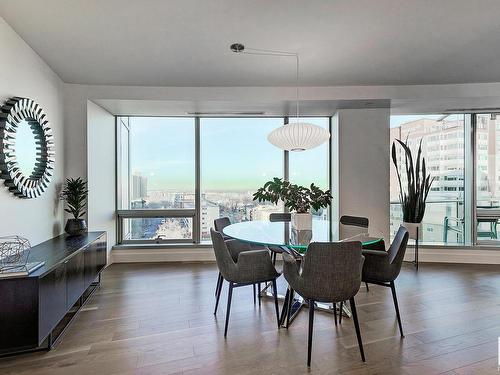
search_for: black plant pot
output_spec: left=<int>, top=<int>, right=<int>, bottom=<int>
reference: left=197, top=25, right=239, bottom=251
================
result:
left=65, top=218, right=88, bottom=236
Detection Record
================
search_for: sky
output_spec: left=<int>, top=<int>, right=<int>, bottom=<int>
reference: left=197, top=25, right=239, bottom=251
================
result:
left=129, top=117, right=329, bottom=192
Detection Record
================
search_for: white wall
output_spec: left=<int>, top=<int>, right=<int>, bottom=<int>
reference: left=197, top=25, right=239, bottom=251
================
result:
left=87, top=101, right=116, bottom=259
left=333, top=108, right=390, bottom=241
left=0, top=17, right=65, bottom=246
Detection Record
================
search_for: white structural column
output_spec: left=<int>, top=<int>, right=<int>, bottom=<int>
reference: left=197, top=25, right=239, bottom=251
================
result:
left=87, top=100, right=116, bottom=261
left=331, top=108, right=390, bottom=241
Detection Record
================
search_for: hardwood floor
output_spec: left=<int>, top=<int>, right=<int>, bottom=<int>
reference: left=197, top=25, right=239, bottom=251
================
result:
left=1, top=262, right=500, bottom=374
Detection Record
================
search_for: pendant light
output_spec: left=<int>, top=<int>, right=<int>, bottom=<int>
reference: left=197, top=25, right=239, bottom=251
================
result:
left=230, top=43, right=330, bottom=151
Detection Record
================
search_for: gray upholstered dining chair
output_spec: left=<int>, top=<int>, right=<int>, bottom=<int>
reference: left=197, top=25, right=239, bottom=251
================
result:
left=362, top=226, right=409, bottom=337
left=338, top=215, right=371, bottom=315
left=214, top=217, right=231, bottom=239
left=211, top=228, right=281, bottom=337
left=268, top=212, right=291, bottom=265
left=269, top=212, right=291, bottom=222
left=213, top=217, right=263, bottom=305
left=283, top=241, right=365, bottom=367
left=340, top=215, right=369, bottom=240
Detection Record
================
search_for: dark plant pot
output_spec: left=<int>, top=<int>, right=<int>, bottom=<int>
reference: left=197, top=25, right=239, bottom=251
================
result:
left=65, top=219, right=88, bottom=236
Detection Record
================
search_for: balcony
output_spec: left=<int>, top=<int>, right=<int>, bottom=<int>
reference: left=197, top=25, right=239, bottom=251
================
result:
left=390, top=199, right=500, bottom=245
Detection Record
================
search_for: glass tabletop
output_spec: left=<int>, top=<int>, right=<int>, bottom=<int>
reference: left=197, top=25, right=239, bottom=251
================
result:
left=223, top=220, right=383, bottom=252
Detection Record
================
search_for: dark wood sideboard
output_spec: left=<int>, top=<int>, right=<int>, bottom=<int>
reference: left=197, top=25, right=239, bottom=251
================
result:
left=0, top=231, right=107, bottom=356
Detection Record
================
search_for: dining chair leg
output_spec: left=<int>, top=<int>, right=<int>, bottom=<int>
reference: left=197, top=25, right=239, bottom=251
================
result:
left=333, top=302, right=338, bottom=326
left=307, top=299, right=315, bottom=367
left=214, top=276, right=223, bottom=315
left=253, top=284, right=256, bottom=305
left=365, top=282, right=370, bottom=292
left=272, top=279, right=280, bottom=328
left=286, top=288, right=294, bottom=328
left=224, top=282, right=234, bottom=338
left=339, top=301, right=343, bottom=324
left=215, top=272, right=222, bottom=296
left=349, top=297, right=365, bottom=362
left=280, top=288, right=290, bottom=326
left=390, top=281, right=404, bottom=337
left=258, top=282, right=261, bottom=306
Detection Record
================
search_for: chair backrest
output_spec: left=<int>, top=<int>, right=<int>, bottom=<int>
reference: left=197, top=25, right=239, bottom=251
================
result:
left=269, top=213, right=291, bottom=222
left=214, top=217, right=231, bottom=233
left=340, top=215, right=369, bottom=228
left=339, top=215, right=369, bottom=240
left=301, top=241, right=363, bottom=302
left=387, top=226, right=409, bottom=266
left=210, top=228, right=236, bottom=281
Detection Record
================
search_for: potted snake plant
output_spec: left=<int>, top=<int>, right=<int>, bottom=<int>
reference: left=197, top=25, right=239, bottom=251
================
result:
left=60, top=177, right=88, bottom=236
left=392, top=138, right=434, bottom=240
left=253, top=177, right=332, bottom=230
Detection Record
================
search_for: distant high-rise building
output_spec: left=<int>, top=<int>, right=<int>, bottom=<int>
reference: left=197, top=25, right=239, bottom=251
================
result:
left=390, top=117, right=466, bottom=242
left=390, top=115, right=500, bottom=243
left=132, top=173, right=148, bottom=201
left=201, top=196, right=220, bottom=240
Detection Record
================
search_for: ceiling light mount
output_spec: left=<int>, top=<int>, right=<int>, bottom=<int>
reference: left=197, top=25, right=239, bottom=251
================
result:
left=230, top=43, right=245, bottom=53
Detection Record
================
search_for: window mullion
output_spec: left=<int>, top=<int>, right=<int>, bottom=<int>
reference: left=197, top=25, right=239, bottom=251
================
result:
left=195, top=116, right=201, bottom=244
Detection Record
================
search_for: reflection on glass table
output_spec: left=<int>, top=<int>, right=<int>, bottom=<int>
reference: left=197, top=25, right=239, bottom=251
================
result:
left=223, top=220, right=383, bottom=252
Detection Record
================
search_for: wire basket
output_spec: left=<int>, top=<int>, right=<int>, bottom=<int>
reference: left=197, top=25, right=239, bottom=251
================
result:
left=0, top=236, right=31, bottom=272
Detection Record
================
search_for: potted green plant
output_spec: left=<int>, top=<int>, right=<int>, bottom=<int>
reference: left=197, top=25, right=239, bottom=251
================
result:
left=60, top=177, right=88, bottom=236
left=253, top=177, right=332, bottom=230
left=391, top=138, right=434, bottom=240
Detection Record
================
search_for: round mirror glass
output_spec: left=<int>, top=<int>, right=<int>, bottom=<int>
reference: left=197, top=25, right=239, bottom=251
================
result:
left=14, top=119, right=37, bottom=177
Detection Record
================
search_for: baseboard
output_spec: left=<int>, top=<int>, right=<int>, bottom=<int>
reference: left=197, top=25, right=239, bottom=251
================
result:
left=110, top=247, right=215, bottom=263
left=110, top=245, right=500, bottom=265
left=405, top=246, right=500, bottom=264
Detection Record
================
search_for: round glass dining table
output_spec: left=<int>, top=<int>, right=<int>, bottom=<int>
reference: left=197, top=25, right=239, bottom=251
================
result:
left=222, top=219, right=384, bottom=327
left=222, top=220, right=383, bottom=253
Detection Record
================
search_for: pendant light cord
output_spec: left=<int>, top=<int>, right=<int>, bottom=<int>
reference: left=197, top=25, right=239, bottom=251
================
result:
left=234, top=47, right=300, bottom=122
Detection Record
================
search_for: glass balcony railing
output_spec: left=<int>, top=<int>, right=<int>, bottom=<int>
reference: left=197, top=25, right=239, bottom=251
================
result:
left=390, top=199, right=465, bottom=244
left=391, top=199, right=500, bottom=245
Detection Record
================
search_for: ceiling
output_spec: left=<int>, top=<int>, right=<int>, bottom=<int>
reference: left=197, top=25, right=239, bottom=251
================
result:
left=1, top=0, right=500, bottom=87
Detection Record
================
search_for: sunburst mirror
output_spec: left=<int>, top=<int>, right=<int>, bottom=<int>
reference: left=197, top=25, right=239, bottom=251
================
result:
left=0, top=97, right=55, bottom=198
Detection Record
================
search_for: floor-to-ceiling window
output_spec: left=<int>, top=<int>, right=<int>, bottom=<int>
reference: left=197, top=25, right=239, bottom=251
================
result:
left=390, top=114, right=466, bottom=244
left=475, top=113, right=500, bottom=244
left=117, top=117, right=197, bottom=243
left=200, top=118, right=284, bottom=241
left=288, top=117, right=330, bottom=221
left=117, top=116, right=330, bottom=245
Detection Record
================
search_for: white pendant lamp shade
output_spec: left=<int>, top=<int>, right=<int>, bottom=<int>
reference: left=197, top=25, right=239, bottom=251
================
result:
left=267, top=122, right=330, bottom=151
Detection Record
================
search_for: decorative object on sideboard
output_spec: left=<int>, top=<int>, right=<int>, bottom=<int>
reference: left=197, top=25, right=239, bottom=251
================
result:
left=253, top=177, right=332, bottom=231
left=60, top=177, right=88, bottom=236
left=392, top=138, right=434, bottom=269
left=0, top=235, right=44, bottom=278
left=0, top=97, right=55, bottom=198
left=0, top=235, right=30, bottom=270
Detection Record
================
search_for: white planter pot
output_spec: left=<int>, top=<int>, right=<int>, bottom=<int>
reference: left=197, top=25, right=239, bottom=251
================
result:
left=402, top=222, right=422, bottom=240
left=292, top=212, right=313, bottom=231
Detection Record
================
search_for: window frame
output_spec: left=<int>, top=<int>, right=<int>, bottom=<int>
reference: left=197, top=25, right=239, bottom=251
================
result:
left=116, top=115, right=332, bottom=246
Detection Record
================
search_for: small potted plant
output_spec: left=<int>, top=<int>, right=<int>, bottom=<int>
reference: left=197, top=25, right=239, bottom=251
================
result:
left=60, top=177, right=88, bottom=236
left=253, top=177, right=332, bottom=230
left=392, top=138, right=434, bottom=240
